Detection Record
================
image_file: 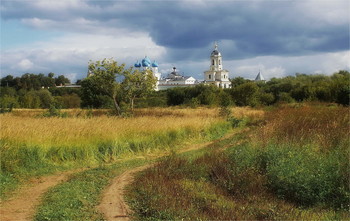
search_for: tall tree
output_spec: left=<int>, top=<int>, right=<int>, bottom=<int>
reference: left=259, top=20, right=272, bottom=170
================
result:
left=81, top=58, right=125, bottom=115
left=231, top=82, right=260, bottom=106
left=122, top=68, right=157, bottom=112
left=55, top=75, right=70, bottom=86
left=0, top=75, right=15, bottom=87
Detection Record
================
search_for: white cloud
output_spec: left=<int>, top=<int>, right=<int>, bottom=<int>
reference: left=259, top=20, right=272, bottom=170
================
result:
left=17, top=59, right=34, bottom=70
left=1, top=32, right=166, bottom=80
left=153, top=50, right=350, bottom=81
left=296, top=0, right=349, bottom=26
left=224, top=51, right=350, bottom=80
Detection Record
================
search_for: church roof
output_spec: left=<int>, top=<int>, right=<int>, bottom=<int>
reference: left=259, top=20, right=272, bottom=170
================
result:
left=152, top=60, right=159, bottom=67
left=255, top=71, right=265, bottom=81
left=134, top=60, right=141, bottom=68
left=141, top=56, right=151, bottom=67
left=211, top=50, right=220, bottom=56
left=211, top=42, right=221, bottom=56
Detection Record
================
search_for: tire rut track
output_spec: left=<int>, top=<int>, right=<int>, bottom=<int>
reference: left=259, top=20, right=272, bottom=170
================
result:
left=97, top=129, right=245, bottom=221
left=0, top=169, right=82, bottom=221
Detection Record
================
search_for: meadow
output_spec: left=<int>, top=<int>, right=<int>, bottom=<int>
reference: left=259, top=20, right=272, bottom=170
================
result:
left=127, top=105, right=350, bottom=220
left=0, top=107, right=262, bottom=199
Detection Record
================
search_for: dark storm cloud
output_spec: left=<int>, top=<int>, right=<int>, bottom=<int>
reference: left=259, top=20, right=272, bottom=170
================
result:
left=156, top=1, right=349, bottom=60
left=1, top=0, right=349, bottom=61
left=114, top=0, right=348, bottom=60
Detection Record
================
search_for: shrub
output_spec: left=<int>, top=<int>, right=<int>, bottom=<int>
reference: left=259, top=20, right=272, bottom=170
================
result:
left=42, top=105, right=68, bottom=118
left=263, top=145, right=349, bottom=208
left=0, top=96, right=19, bottom=113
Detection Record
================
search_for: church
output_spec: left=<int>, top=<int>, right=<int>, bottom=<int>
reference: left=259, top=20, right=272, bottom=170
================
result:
left=203, top=43, right=232, bottom=88
left=133, top=56, right=162, bottom=90
left=134, top=42, right=234, bottom=91
left=157, top=67, right=198, bottom=90
left=134, top=57, right=199, bottom=91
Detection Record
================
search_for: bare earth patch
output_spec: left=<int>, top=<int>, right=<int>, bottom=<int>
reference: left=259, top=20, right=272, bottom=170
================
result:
left=0, top=170, right=78, bottom=221
left=97, top=165, right=152, bottom=221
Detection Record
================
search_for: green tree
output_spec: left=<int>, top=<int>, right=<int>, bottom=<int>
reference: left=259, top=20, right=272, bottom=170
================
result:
left=75, top=79, right=82, bottom=85
left=20, top=91, right=41, bottom=108
left=330, top=70, right=350, bottom=106
left=55, top=75, right=70, bottom=86
left=48, top=72, right=55, bottom=78
left=0, top=75, right=15, bottom=87
left=230, top=77, right=250, bottom=87
left=0, top=95, right=19, bottom=112
left=40, top=74, right=55, bottom=88
left=219, top=91, right=232, bottom=118
left=259, top=92, right=275, bottom=105
left=231, top=82, right=259, bottom=106
left=197, top=85, right=220, bottom=106
left=0, top=87, right=17, bottom=97
left=81, top=58, right=125, bottom=115
left=122, top=68, right=157, bottom=112
left=278, top=92, right=295, bottom=103
left=167, top=87, right=186, bottom=106
left=36, top=89, right=54, bottom=108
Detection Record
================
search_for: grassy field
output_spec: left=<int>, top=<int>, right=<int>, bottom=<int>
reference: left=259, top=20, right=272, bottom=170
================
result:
left=0, top=107, right=263, bottom=199
left=3, top=105, right=347, bottom=220
left=127, top=105, right=350, bottom=220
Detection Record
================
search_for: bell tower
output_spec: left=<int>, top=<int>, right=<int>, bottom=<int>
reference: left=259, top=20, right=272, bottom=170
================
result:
left=204, top=42, right=231, bottom=88
left=210, top=42, right=223, bottom=72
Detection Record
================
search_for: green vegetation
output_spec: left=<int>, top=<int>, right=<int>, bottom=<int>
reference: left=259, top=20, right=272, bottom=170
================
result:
left=34, top=158, right=148, bottom=221
left=1, top=70, right=349, bottom=114
left=0, top=73, right=70, bottom=90
left=127, top=105, right=349, bottom=220
left=0, top=108, right=234, bottom=199
left=1, top=67, right=349, bottom=220
left=80, top=58, right=157, bottom=114
left=166, top=70, right=350, bottom=107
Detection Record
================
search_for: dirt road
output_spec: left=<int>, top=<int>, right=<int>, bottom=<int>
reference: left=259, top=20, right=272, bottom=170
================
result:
left=97, top=165, right=151, bottom=221
left=0, top=129, right=243, bottom=221
left=0, top=170, right=77, bottom=221
left=97, top=129, right=244, bottom=221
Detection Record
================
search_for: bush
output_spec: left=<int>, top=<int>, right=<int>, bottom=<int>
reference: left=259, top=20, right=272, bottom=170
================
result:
left=20, top=91, right=41, bottom=108
left=231, top=82, right=259, bottom=106
left=259, top=92, right=275, bottom=105
left=277, top=92, right=295, bottom=103
left=262, top=145, right=349, bottom=208
left=0, top=96, right=19, bottom=113
left=42, top=105, right=68, bottom=118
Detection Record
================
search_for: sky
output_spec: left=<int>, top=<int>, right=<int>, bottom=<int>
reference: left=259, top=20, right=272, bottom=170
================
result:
left=1, top=0, right=349, bottom=83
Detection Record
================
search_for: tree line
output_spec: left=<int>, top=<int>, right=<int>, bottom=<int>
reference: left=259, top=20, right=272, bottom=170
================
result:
left=0, top=59, right=157, bottom=114
left=0, top=72, right=71, bottom=90
left=0, top=73, right=79, bottom=111
left=167, top=70, right=349, bottom=107
left=1, top=64, right=349, bottom=113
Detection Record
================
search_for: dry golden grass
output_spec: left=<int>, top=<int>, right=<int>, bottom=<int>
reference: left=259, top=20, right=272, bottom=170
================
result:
left=229, top=106, right=265, bottom=119
left=254, top=105, right=350, bottom=149
left=2, top=107, right=256, bottom=148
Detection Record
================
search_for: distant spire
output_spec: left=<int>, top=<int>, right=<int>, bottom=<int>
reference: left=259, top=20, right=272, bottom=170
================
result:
left=255, top=70, right=265, bottom=81
left=214, top=41, right=218, bottom=50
